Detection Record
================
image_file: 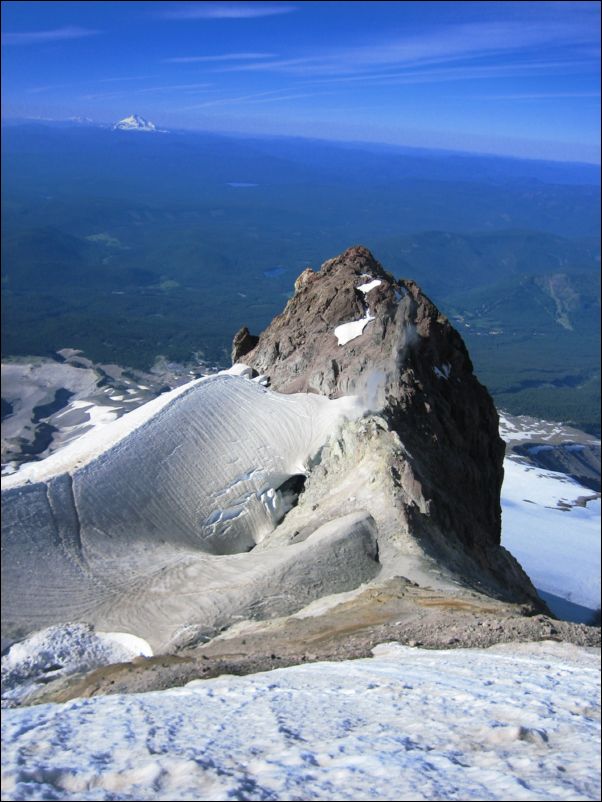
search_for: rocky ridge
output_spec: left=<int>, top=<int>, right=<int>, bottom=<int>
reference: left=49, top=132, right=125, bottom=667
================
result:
left=12, top=579, right=599, bottom=707
left=4, top=245, right=597, bottom=708
left=237, top=245, right=538, bottom=606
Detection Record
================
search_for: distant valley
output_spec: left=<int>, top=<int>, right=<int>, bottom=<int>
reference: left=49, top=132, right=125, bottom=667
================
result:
left=2, top=121, right=600, bottom=433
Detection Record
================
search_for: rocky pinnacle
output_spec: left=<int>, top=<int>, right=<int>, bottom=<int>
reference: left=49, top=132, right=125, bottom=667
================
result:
left=233, top=246, right=539, bottom=604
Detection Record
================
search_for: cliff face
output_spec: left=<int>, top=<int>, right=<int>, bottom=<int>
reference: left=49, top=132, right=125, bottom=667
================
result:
left=235, top=246, right=537, bottom=603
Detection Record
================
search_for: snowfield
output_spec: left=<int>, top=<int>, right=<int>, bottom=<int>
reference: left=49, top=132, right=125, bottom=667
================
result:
left=1, top=641, right=600, bottom=802
left=501, top=458, right=601, bottom=611
left=2, top=360, right=600, bottom=802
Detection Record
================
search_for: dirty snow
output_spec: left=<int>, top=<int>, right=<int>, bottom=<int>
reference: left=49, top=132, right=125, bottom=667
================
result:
left=497, top=412, right=597, bottom=446
left=58, top=400, right=120, bottom=427
left=1, top=624, right=152, bottom=707
left=1, top=641, right=599, bottom=801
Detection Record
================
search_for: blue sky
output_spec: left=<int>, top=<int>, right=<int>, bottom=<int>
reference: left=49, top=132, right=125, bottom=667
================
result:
left=2, top=0, right=600, bottom=162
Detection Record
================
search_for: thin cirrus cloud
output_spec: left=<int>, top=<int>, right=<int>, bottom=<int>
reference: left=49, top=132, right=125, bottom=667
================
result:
left=164, top=52, right=276, bottom=64
left=26, top=84, right=75, bottom=95
left=99, top=75, right=154, bottom=84
left=1, top=26, right=100, bottom=46
left=467, top=91, right=601, bottom=101
left=28, top=79, right=213, bottom=100
left=161, top=2, right=297, bottom=20
left=296, top=60, right=599, bottom=90
left=178, top=87, right=325, bottom=110
left=79, top=83, right=214, bottom=102
left=214, top=19, right=599, bottom=78
left=136, top=82, right=214, bottom=93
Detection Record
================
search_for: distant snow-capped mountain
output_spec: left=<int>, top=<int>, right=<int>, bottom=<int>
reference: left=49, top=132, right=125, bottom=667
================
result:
left=112, top=114, right=158, bottom=132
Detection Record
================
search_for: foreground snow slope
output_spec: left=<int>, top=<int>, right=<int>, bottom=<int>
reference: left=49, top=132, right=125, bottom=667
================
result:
left=2, top=641, right=599, bottom=802
left=501, top=458, right=601, bottom=610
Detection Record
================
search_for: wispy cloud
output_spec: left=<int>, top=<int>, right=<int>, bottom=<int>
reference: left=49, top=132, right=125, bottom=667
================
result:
left=294, top=60, right=599, bottom=90
left=2, top=26, right=100, bottom=46
left=164, top=52, right=276, bottom=63
left=26, top=77, right=157, bottom=95
left=214, top=19, right=599, bottom=79
left=26, top=83, right=74, bottom=95
left=99, top=75, right=154, bottom=84
left=466, top=91, right=601, bottom=101
left=136, top=82, right=213, bottom=93
left=79, top=91, right=126, bottom=102
left=179, top=87, right=326, bottom=110
left=78, top=82, right=215, bottom=102
left=162, top=3, right=297, bottom=20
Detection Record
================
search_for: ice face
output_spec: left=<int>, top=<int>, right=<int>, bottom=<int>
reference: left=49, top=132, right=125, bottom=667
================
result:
left=2, top=374, right=371, bottom=650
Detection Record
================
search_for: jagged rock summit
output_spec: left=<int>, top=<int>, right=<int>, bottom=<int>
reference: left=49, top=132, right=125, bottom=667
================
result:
left=6, top=245, right=588, bottom=706
left=235, top=245, right=536, bottom=603
left=112, top=113, right=158, bottom=132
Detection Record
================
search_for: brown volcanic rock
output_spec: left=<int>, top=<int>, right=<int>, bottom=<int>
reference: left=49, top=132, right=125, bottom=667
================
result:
left=235, top=246, right=539, bottom=604
left=231, top=326, right=259, bottom=364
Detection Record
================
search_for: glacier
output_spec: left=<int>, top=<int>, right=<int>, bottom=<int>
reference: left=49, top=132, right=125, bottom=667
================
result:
left=1, top=246, right=600, bottom=802
left=1, top=371, right=379, bottom=651
left=501, top=457, right=601, bottom=611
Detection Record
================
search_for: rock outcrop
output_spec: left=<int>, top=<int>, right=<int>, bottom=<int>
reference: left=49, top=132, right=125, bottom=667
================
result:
left=2, top=245, right=545, bottom=678
left=235, top=245, right=539, bottom=605
left=231, top=326, right=259, bottom=364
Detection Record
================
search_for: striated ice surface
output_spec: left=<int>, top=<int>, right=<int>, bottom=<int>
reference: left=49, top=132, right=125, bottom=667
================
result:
left=2, top=373, right=378, bottom=651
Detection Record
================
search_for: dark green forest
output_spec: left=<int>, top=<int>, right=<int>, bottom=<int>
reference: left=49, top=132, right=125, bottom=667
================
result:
left=2, top=122, right=600, bottom=434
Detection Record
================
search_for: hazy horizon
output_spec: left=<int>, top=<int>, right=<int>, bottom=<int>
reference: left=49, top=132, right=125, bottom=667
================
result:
left=4, top=113, right=602, bottom=167
left=2, top=0, right=600, bottom=164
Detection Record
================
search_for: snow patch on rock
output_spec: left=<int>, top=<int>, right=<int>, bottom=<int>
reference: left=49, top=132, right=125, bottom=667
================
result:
left=357, top=278, right=382, bottom=294
left=334, top=312, right=376, bottom=345
left=433, top=363, right=452, bottom=380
